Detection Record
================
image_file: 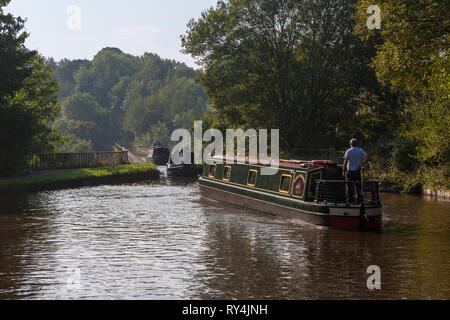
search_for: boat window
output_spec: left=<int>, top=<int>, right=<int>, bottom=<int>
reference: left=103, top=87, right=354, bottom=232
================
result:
left=279, top=175, right=292, bottom=193
left=223, top=166, right=232, bottom=181
left=208, top=164, right=216, bottom=178
left=247, top=169, right=257, bottom=186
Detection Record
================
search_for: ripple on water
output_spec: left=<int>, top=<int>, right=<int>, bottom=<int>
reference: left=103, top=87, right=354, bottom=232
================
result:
left=0, top=184, right=448, bottom=299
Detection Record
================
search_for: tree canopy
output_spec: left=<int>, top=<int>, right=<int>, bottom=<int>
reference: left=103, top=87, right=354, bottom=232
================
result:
left=181, top=0, right=394, bottom=149
left=0, top=1, right=60, bottom=174
left=355, top=0, right=449, bottom=188
left=52, top=49, right=207, bottom=153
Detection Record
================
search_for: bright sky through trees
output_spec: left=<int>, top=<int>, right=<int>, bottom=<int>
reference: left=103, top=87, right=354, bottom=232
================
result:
left=5, top=0, right=217, bottom=68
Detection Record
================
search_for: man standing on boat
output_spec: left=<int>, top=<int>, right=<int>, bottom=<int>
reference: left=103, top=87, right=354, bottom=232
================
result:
left=153, top=139, right=162, bottom=148
left=343, top=139, right=368, bottom=204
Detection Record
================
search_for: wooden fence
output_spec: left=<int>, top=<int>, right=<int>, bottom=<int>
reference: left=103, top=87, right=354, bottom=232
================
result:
left=27, top=151, right=129, bottom=170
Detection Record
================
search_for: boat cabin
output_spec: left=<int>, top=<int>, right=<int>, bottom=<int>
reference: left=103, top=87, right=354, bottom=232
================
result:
left=202, top=157, right=380, bottom=206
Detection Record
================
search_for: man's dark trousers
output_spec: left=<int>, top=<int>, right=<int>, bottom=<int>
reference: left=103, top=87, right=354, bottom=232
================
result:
left=346, top=170, right=362, bottom=203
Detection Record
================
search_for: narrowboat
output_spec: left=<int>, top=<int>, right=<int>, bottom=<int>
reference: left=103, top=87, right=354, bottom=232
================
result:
left=166, top=152, right=199, bottom=178
left=146, top=147, right=170, bottom=165
left=199, top=156, right=382, bottom=231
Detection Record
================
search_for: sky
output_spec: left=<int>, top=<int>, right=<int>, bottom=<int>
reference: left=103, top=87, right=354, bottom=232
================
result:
left=5, top=0, right=217, bottom=68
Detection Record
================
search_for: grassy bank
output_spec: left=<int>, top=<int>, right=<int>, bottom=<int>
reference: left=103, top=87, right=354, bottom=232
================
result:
left=0, top=163, right=160, bottom=194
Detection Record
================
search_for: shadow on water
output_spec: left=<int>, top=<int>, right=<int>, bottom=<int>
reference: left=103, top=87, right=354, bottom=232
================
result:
left=0, top=192, right=59, bottom=299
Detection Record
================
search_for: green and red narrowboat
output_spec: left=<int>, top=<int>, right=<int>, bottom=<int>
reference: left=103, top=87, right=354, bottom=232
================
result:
left=199, top=156, right=382, bottom=231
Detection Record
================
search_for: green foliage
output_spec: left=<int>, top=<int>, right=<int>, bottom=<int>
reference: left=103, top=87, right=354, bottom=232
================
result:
left=133, top=121, right=170, bottom=151
left=53, top=48, right=207, bottom=153
left=390, top=137, right=418, bottom=173
left=74, top=48, right=140, bottom=107
left=355, top=0, right=448, bottom=93
left=55, top=93, right=114, bottom=150
left=52, top=59, right=91, bottom=99
left=149, top=121, right=170, bottom=147
left=0, top=0, right=36, bottom=104
left=355, top=0, right=449, bottom=190
left=58, top=134, right=93, bottom=153
left=403, top=69, right=450, bottom=166
left=63, top=92, right=105, bottom=122
left=181, top=0, right=390, bottom=150
left=418, top=165, right=450, bottom=191
left=0, top=102, right=35, bottom=172
left=0, top=1, right=61, bottom=175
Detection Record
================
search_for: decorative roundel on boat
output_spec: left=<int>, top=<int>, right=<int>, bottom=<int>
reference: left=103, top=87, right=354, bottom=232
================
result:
left=294, top=174, right=305, bottom=196
left=295, top=180, right=302, bottom=194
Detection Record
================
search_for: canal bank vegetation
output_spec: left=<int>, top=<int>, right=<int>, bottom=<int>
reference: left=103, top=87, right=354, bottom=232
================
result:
left=0, top=163, right=159, bottom=194
left=182, top=0, right=449, bottom=195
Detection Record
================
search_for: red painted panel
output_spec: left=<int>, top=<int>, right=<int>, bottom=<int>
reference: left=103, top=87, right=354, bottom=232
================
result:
left=362, top=215, right=382, bottom=231
left=329, top=216, right=360, bottom=230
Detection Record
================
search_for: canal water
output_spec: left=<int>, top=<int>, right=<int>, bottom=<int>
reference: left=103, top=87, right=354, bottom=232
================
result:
left=0, top=167, right=448, bottom=300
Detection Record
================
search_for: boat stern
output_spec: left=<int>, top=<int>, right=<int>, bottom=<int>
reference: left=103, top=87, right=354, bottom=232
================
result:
left=328, top=205, right=382, bottom=231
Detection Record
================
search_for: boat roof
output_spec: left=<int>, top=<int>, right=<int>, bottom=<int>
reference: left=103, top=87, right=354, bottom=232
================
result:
left=208, top=155, right=338, bottom=171
left=149, top=146, right=169, bottom=150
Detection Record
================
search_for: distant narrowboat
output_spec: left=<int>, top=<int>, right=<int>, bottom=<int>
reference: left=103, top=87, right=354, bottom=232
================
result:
left=146, top=147, right=170, bottom=165
left=199, top=156, right=382, bottom=231
left=166, top=152, right=199, bottom=178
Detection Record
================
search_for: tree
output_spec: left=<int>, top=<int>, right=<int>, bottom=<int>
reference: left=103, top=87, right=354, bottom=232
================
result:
left=156, top=78, right=207, bottom=126
left=355, top=0, right=449, bottom=188
left=0, top=55, right=61, bottom=173
left=53, top=48, right=207, bottom=152
left=0, top=1, right=60, bottom=173
left=63, top=93, right=105, bottom=123
left=74, top=48, right=140, bottom=107
left=53, top=58, right=91, bottom=99
left=355, top=0, right=449, bottom=94
left=0, top=0, right=35, bottom=105
left=134, top=121, right=171, bottom=149
left=58, top=93, right=117, bottom=150
left=181, top=0, right=381, bottom=150
left=58, top=134, right=93, bottom=153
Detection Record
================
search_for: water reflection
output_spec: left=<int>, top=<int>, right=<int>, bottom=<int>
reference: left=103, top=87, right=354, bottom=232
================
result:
left=0, top=177, right=448, bottom=299
left=193, top=204, right=312, bottom=299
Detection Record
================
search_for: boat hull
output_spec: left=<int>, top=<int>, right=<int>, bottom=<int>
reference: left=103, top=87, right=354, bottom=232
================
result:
left=166, top=164, right=199, bottom=178
left=147, top=157, right=168, bottom=165
left=199, top=178, right=381, bottom=231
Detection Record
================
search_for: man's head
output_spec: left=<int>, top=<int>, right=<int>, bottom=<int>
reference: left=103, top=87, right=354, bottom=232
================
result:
left=350, top=139, right=357, bottom=147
